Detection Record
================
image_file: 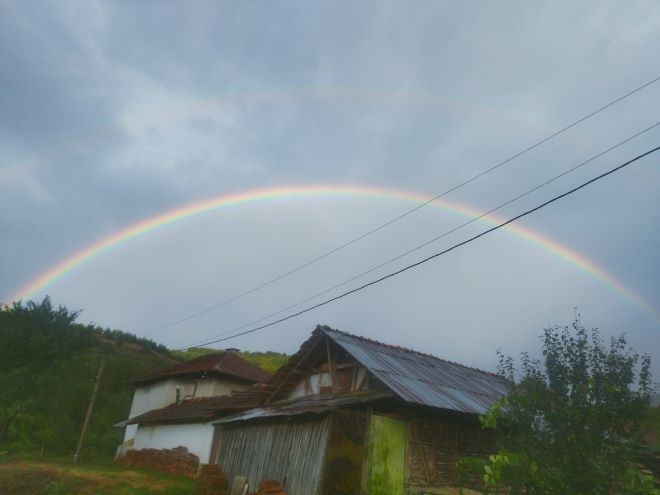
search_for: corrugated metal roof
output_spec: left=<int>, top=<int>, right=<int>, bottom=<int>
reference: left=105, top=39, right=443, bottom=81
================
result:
left=216, top=390, right=393, bottom=424
left=130, top=351, right=272, bottom=385
left=321, top=326, right=508, bottom=415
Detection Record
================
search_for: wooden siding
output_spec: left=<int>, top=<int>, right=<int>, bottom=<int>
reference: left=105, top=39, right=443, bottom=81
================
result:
left=319, top=410, right=367, bottom=495
left=216, top=417, right=330, bottom=495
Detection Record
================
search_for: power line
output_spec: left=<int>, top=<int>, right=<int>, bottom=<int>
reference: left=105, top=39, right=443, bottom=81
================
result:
left=140, top=74, right=660, bottom=336
left=179, top=145, right=660, bottom=350
left=180, top=123, right=660, bottom=349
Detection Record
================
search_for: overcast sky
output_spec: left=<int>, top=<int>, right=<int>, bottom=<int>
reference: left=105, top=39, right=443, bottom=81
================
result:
left=1, top=1, right=659, bottom=378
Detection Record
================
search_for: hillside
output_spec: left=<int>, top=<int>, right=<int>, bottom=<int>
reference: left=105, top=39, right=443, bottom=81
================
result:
left=0, top=298, right=178, bottom=461
left=0, top=297, right=287, bottom=462
left=173, top=348, right=290, bottom=373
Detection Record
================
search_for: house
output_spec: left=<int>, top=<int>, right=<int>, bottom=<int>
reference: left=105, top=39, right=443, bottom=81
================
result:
left=211, top=325, right=509, bottom=495
left=118, top=351, right=271, bottom=463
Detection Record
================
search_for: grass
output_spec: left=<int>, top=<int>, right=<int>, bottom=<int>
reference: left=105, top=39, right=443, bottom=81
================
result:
left=0, top=457, right=195, bottom=495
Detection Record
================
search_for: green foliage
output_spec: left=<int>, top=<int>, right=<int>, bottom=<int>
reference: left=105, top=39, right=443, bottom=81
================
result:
left=644, top=405, right=660, bottom=450
left=0, top=296, right=283, bottom=461
left=98, top=328, right=170, bottom=355
left=173, top=348, right=289, bottom=373
left=0, top=297, right=177, bottom=460
left=170, top=347, right=218, bottom=361
left=461, top=318, right=656, bottom=494
left=0, top=458, right=195, bottom=494
left=237, top=350, right=289, bottom=373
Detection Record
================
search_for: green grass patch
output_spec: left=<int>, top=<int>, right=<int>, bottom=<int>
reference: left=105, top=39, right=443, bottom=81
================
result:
left=0, top=458, right=195, bottom=495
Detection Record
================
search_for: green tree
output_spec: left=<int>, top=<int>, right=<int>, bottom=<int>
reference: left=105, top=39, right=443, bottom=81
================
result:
left=0, top=297, right=177, bottom=459
left=464, top=318, right=656, bottom=494
left=0, top=297, right=88, bottom=448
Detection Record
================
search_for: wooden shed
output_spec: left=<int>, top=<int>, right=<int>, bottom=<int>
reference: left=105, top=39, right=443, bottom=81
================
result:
left=212, top=325, right=508, bottom=495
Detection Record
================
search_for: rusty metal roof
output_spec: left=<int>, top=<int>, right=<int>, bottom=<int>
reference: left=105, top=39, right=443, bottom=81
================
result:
left=215, top=390, right=393, bottom=424
left=130, top=351, right=272, bottom=385
left=322, top=326, right=508, bottom=414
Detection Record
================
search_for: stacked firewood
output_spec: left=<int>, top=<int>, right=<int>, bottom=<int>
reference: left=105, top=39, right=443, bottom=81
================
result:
left=195, top=464, right=228, bottom=495
left=119, top=446, right=199, bottom=478
left=256, top=479, right=286, bottom=495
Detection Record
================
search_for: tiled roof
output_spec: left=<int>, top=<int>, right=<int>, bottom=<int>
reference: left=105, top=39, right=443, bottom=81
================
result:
left=266, top=325, right=508, bottom=415
left=130, top=352, right=272, bottom=385
left=127, top=388, right=265, bottom=425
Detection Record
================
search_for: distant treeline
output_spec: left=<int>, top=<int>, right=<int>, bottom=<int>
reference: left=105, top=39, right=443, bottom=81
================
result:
left=173, top=348, right=290, bottom=373
left=97, top=328, right=170, bottom=355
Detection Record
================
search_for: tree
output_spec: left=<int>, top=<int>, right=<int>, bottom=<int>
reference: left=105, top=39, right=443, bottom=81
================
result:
left=0, top=297, right=86, bottom=447
left=462, top=318, right=656, bottom=494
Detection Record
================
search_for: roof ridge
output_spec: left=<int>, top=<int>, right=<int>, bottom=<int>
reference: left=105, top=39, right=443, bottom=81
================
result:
left=213, top=351, right=232, bottom=371
left=320, top=325, right=504, bottom=380
left=130, top=349, right=271, bottom=385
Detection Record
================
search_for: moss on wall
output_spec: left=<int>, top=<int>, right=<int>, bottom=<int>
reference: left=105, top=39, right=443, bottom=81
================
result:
left=366, top=414, right=405, bottom=495
left=320, top=410, right=367, bottom=495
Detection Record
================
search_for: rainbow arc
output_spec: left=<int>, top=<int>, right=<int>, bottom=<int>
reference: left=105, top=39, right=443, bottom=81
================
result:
left=8, top=184, right=659, bottom=325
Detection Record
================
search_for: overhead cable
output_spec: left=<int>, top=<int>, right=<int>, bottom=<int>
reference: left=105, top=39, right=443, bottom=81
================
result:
left=180, top=123, right=660, bottom=349
left=141, top=74, right=660, bottom=336
left=178, top=145, right=660, bottom=350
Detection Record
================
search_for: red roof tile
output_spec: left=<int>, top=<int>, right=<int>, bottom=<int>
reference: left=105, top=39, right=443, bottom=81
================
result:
left=127, top=388, right=266, bottom=425
left=131, top=352, right=272, bottom=385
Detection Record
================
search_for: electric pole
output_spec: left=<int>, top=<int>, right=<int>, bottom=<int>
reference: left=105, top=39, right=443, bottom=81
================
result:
left=73, top=354, right=106, bottom=463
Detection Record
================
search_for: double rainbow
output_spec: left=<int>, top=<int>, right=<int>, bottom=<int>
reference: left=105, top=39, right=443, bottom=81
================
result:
left=8, top=184, right=659, bottom=324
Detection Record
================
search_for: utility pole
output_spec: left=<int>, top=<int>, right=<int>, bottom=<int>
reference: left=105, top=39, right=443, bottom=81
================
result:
left=73, top=354, right=106, bottom=463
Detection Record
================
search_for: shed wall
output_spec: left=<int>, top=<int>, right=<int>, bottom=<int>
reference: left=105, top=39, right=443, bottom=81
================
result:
left=367, top=414, right=406, bottom=495
left=319, top=410, right=368, bottom=495
left=216, top=417, right=330, bottom=495
left=406, top=413, right=494, bottom=489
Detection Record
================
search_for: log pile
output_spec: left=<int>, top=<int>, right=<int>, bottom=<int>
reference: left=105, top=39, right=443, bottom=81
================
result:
left=256, top=479, right=287, bottom=495
left=195, top=464, right=228, bottom=495
left=119, top=446, right=199, bottom=478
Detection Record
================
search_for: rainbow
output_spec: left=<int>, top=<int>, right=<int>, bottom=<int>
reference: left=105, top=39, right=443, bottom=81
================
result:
left=7, top=184, right=660, bottom=324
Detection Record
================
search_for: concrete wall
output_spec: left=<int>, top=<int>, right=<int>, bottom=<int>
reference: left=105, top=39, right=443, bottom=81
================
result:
left=133, top=422, right=215, bottom=463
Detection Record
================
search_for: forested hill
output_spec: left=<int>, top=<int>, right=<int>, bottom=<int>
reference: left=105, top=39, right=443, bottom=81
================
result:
left=0, top=298, right=181, bottom=461
left=0, top=298, right=289, bottom=461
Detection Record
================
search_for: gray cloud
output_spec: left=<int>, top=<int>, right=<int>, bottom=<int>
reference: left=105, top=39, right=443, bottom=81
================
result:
left=1, top=1, right=658, bottom=377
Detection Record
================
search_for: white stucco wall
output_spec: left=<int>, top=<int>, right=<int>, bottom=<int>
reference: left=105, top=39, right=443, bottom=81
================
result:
left=123, top=376, right=251, bottom=442
left=129, top=379, right=191, bottom=418
left=133, top=422, right=215, bottom=463
left=195, top=378, right=246, bottom=397
left=123, top=379, right=189, bottom=442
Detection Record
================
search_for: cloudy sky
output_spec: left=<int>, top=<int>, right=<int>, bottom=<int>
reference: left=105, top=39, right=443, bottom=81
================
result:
left=1, top=1, right=659, bottom=377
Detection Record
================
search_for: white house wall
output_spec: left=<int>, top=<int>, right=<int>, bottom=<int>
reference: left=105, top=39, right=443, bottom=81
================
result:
left=129, top=379, right=191, bottom=418
left=133, top=422, right=215, bottom=463
left=124, top=377, right=251, bottom=442
left=124, top=379, right=189, bottom=442
left=195, top=378, right=246, bottom=397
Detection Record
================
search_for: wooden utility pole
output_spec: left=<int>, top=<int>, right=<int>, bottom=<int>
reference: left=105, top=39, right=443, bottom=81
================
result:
left=73, top=354, right=106, bottom=463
